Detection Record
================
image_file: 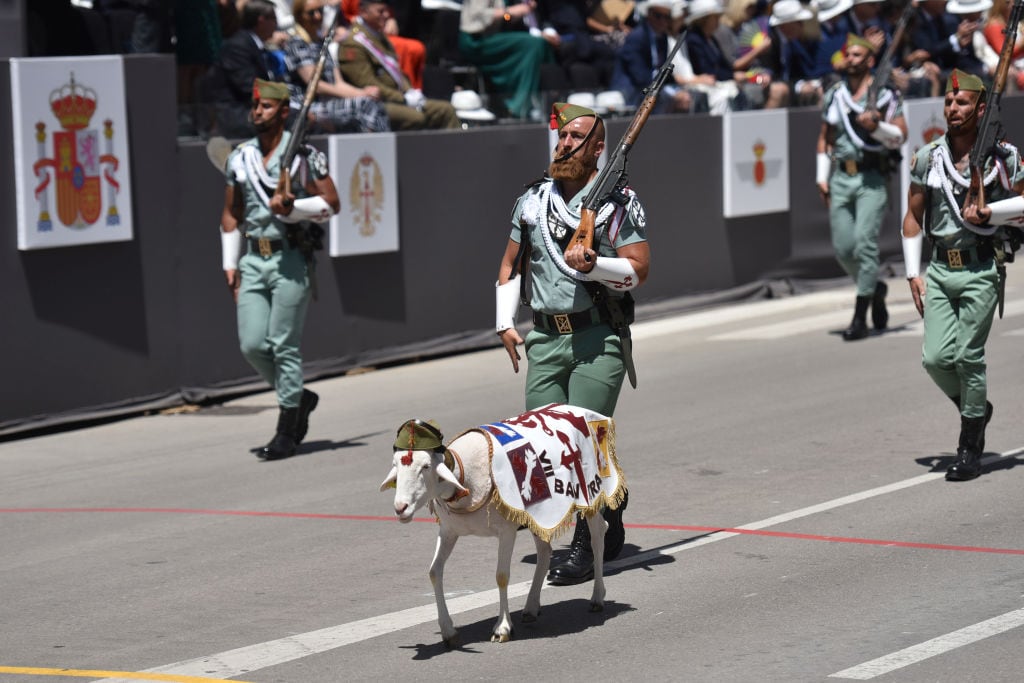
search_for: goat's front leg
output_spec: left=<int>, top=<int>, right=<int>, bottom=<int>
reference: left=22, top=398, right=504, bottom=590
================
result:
left=429, top=530, right=459, bottom=647
left=491, top=526, right=517, bottom=643
left=586, top=513, right=608, bottom=612
left=522, top=534, right=551, bottom=623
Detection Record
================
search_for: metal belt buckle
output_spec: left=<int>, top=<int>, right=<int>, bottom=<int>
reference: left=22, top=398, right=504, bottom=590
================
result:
left=844, top=159, right=857, bottom=175
left=947, top=248, right=963, bottom=268
left=553, top=314, right=572, bottom=334
left=258, top=237, right=273, bottom=258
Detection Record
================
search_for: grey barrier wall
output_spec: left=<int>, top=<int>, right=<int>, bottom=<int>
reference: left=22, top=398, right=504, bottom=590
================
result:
left=3, top=53, right=1023, bottom=436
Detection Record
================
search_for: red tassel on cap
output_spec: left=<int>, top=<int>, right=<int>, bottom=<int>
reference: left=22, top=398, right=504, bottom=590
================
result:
left=951, top=71, right=959, bottom=92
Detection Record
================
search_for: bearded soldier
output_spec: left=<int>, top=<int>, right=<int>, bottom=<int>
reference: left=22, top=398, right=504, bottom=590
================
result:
left=219, top=79, right=340, bottom=460
left=817, top=34, right=908, bottom=341
left=495, top=102, right=651, bottom=584
left=902, top=69, right=1024, bottom=481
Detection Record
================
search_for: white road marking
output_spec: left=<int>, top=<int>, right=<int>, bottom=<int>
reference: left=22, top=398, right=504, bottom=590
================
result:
left=828, top=606, right=1024, bottom=680
left=93, top=448, right=1023, bottom=682
left=709, top=303, right=919, bottom=341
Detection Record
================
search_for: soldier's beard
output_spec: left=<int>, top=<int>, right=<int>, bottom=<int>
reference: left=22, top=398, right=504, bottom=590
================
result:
left=549, top=153, right=590, bottom=181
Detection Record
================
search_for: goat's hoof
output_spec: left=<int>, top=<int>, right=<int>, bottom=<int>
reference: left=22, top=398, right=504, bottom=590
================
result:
left=442, top=633, right=460, bottom=649
left=491, top=631, right=512, bottom=643
left=589, top=602, right=604, bottom=613
left=521, top=611, right=538, bottom=623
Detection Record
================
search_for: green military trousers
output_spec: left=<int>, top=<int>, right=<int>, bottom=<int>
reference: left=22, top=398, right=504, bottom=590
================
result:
left=828, top=168, right=889, bottom=297
left=921, top=260, right=999, bottom=419
left=524, top=323, right=626, bottom=417
left=236, top=247, right=311, bottom=409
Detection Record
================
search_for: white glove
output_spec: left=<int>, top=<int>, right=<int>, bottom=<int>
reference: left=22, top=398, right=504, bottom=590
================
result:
left=403, top=89, right=426, bottom=111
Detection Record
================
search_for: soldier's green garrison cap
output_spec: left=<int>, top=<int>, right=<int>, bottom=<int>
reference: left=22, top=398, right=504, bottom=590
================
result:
left=549, top=102, right=598, bottom=131
left=946, top=69, right=985, bottom=94
left=394, top=419, right=444, bottom=451
left=252, top=78, right=289, bottom=102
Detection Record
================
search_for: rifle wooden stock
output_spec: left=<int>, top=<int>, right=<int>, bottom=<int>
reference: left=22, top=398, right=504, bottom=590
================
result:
left=565, top=31, right=686, bottom=258
left=963, top=0, right=1024, bottom=212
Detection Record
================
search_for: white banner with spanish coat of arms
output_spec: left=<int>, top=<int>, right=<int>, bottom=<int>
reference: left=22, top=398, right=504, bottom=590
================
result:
left=11, top=56, right=133, bottom=250
left=328, top=132, right=399, bottom=256
left=722, top=109, right=789, bottom=218
left=899, top=97, right=945, bottom=220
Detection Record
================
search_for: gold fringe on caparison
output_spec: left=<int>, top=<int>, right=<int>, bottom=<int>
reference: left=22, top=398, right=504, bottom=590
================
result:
left=486, top=416, right=627, bottom=544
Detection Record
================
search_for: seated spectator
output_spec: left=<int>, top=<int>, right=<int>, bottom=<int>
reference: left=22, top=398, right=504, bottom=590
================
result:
left=763, top=0, right=821, bottom=106
left=726, top=0, right=790, bottom=107
left=285, top=0, right=390, bottom=133
left=457, top=0, right=557, bottom=120
left=339, top=0, right=460, bottom=128
left=588, top=0, right=637, bottom=50
left=339, top=0, right=427, bottom=89
left=683, top=0, right=750, bottom=112
left=842, top=0, right=887, bottom=54
left=911, top=0, right=985, bottom=80
left=948, top=0, right=1000, bottom=82
left=610, top=0, right=694, bottom=113
left=983, top=0, right=1024, bottom=91
left=199, top=0, right=284, bottom=137
left=810, top=0, right=853, bottom=91
left=536, top=0, right=618, bottom=90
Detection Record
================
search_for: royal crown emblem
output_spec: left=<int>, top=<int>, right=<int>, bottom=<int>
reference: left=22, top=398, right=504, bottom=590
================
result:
left=32, top=72, right=121, bottom=230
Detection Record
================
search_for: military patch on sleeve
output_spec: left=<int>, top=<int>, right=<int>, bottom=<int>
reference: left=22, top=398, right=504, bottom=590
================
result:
left=628, top=197, right=646, bottom=229
left=305, top=146, right=328, bottom=178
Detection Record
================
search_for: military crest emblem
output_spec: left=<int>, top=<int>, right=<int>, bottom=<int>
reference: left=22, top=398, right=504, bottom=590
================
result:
left=349, top=153, right=384, bottom=237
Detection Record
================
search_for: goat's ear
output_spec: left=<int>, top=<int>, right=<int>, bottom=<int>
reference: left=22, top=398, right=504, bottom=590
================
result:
left=436, top=463, right=469, bottom=493
left=379, top=466, right=398, bottom=492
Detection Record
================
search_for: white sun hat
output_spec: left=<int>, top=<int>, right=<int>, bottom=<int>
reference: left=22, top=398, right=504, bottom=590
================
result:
left=451, top=90, right=495, bottom=122
left=686, top=0, right=723, bottom=24
left=815, top=0, right=853, bottom=22
left=947, top=0, right=993, bottom=13
left=769, top=0, right=814, bottom=25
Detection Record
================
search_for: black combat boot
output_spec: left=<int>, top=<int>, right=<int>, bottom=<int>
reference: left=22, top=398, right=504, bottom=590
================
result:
left=842, top=296, right=871, bottom=341
left=871, top=281, right=889, bottom=330
left=946, top=415, right=987, bottom=481
left=602, top=489, right=629, bottom=562
left=547, top=514, right=594, bottom=585
left=948, top=396, right=993, bottom=452
left=259, top=407, right=300, bottom=460
left=295, top=389, right=319, bottom=444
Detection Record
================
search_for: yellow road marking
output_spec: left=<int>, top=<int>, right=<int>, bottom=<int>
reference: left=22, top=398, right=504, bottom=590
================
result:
left=0, top=667, right=252, bottom=682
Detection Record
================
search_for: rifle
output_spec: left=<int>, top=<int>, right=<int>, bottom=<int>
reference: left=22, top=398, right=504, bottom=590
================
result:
left=276, top=10, right=341, bottom=203
left=962, top=0, right=1024, bottom=212
left=865, top=0, right=915, bottom=113
left=565, top=30, right=687, bottom=261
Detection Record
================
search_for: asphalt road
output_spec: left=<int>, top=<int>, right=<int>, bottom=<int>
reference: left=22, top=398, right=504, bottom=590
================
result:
left=3, top=278, right=1024, bottom=683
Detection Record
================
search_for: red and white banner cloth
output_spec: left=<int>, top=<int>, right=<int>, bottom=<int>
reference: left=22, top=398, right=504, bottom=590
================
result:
left=479, top=403, right=625, bottom=542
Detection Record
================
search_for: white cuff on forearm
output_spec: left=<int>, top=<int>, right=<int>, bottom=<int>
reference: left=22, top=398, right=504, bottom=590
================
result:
left=816, top=153, right=831, bottom=185
left=870, top=121, right=904, bottom=149
left=221, top=227, right=242, bottom=270
left=985, top=195, right=1024, bottom=226
left=902, top=231, right=923, bottom=279
left=585, top=256, right=639, bottom=290
left=496, top=276, right=521, bottom=332
left=276, top=196, right=335, bottom=223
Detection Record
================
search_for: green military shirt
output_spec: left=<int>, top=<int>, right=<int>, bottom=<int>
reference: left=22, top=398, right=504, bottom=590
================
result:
left=510, top=177, right=647, bottom=315
left=226, top=131, right=330, bottom=241
left=822, top=81, right=903, bottom=163
left=910, top=135, right=1024, bottom=248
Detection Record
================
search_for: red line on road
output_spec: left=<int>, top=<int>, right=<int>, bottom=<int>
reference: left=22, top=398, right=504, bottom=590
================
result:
left=2, top=508, right=1022, bottom=556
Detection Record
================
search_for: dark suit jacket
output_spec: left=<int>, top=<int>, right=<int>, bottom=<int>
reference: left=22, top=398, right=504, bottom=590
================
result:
left=910, top=7, right=983, bottom=77
left=685, top=30, right=735, bottom=81
left=610, top=21, right=665, bottom=104
left=206, top=30, right=276, bottom=106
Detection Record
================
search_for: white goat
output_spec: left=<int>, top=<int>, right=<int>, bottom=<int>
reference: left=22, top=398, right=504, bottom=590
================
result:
left=380, top=420, right=609, bottom=646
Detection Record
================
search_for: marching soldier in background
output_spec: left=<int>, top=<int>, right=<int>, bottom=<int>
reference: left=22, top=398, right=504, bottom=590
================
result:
left=495, top=102, right=650, bottom=585
left=816, top=34, right=907, bottom=341
left=902, top=69, right=1024, bottom=481
left=219, top=79, right=340, bottom=460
